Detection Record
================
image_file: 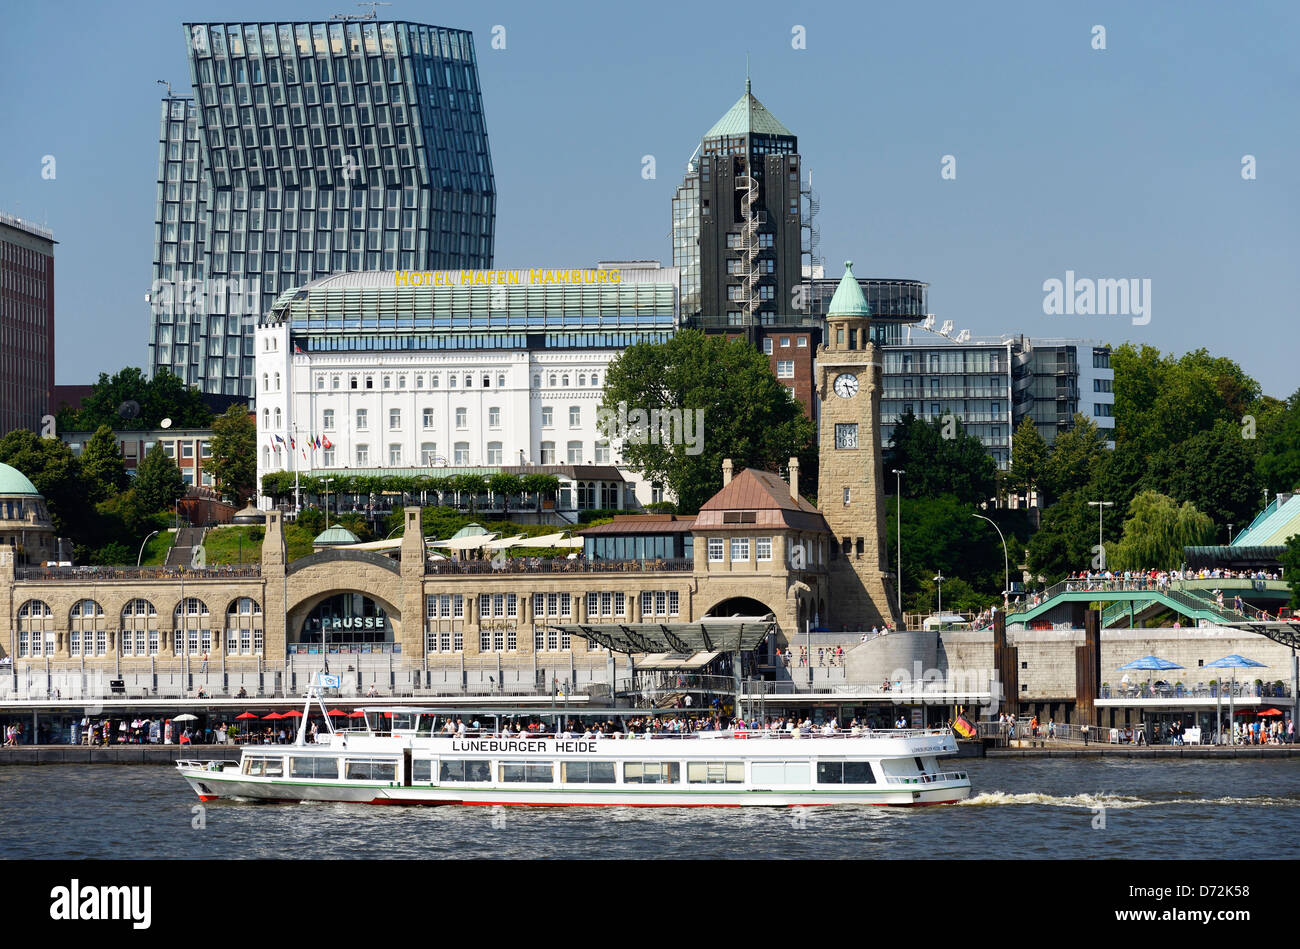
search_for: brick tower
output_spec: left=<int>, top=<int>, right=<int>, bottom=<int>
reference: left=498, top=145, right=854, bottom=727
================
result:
left=816, top=261, right=899, bottom=628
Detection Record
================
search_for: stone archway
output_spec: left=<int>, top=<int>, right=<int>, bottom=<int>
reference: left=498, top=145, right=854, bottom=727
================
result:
left=702, top=596, right=778, bottom=618
left=286, top=588, right=403, bottom=650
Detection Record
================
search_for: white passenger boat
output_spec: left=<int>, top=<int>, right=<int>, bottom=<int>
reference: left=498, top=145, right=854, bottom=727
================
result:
left=177, top=691, right=972, bottom=807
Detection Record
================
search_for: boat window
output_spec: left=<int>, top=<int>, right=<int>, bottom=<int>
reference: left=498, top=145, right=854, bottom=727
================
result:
left=290, top=757, right=339, bottom=779
left=391, top=712, right=416, bottom=730
left=686, top=761, right=744, bottom=784
left=623, top=761, right=679, bottom=784
left=439, top=759, right=492, bottom=782
left=562, top=761, right=616, bottom=784
left=816, top=761, right=876, bottom=784
left=243, top=756, right=285, bottom=777
left=751, top=762, right=810, bottom=785
left=416, top=715, right=435, bottom=736
left=411, top=759, right=432, bottom=782
left=345, top=758, right=397, bottom=781
left=499, top=761, right=553, bottom=783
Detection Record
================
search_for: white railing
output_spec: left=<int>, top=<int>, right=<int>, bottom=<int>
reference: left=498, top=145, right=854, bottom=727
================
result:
left=884, top=771, right=969, bottom=785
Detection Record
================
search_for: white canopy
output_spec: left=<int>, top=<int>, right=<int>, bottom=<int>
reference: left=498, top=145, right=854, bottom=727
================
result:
left=430, top=532, right=500, bottom=551
left=519, top=531, right=584, bottom=549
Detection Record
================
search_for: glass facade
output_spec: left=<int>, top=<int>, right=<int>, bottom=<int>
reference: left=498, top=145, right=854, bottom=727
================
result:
left=150, top=20, right=497, bottom=396
left=671, top=170, right=700, bottom=316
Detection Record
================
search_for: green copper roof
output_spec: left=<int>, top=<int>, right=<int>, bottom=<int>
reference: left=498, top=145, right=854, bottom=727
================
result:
left=314, top=524, right=360, bottom=546
left=703, top=80, right=794, bottom=140
left=0, top=463, right=40, bottom=496
left=450, top=522, right=489, bottom=539
left=826, top=262, right=872, bottom=318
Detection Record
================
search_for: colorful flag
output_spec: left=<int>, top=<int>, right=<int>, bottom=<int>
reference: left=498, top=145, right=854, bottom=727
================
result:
left=323, top=436, right=333, bottom=450
left=953, top=716, right=977, bottom=740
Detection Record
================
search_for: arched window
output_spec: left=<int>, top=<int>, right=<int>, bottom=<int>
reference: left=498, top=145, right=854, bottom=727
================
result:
left=263, top=409, right=270, bottom=427
left=262, top=373, right=269, bottom=391
left=274, top=407, right=282, bottom=427
left=497, top=374, right=506, bottom=387
left=591, top=372, right=599, bottom=387
left=274, top=372, right=281, bottom=391
left=549, top=374, right=556, bottom=387
left=578, top=374, right=586, bottom=387
left=16, top=600, right=53, bottom=658
left=464, top=374, right=472, bottom=388
left=120, top=598, right=158, bottom=658
left=562, top=374, right=569, bottom=387
left=175, top=597, right=210, bottom=618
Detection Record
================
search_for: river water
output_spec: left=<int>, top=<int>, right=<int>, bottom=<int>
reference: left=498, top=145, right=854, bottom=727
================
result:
left=2, top=758, right=1297, bottom=860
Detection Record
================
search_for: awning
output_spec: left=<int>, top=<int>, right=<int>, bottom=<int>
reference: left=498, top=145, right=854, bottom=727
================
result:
left=543, top=616, right=774, bottom=655
left=430, top=533, right=500, bottom=551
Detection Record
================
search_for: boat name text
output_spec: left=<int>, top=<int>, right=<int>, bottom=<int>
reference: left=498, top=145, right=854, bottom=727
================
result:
left=449, top=739, right=597, bottom=753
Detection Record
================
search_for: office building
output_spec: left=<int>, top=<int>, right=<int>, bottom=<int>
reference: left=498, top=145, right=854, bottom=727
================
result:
left=0, top=213, right=55, bottom=436
left=149, top=20, right=497, bottom=397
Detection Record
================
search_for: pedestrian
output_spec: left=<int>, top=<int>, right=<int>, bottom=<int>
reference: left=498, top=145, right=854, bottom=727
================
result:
left=1081, top=722, right=1089, bottom=745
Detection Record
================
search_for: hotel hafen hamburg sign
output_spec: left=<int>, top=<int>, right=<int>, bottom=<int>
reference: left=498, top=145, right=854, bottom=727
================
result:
left=394, top=268, right=623, bottom=287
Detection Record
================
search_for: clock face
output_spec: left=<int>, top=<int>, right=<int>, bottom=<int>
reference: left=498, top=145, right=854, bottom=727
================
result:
left=834, top=423, right=859, bottom=449
left=833, top=373, right=859, bottom=399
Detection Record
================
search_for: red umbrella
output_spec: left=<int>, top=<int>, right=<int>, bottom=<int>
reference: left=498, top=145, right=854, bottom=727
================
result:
left=348, top=711, right=365, bottom=718
left=235, top=712, right=258, bottom=720
left=281, top=710, right=303, bottom=718
left=327, top=709, right=347, bottom=717
left=263, top=712, right=283, bottom=720
left=1257, top=708, right=1283, bottom=716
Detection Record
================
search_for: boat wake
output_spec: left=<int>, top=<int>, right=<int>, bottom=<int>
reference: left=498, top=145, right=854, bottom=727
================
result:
left=959, top=790, right=1300, bottom=808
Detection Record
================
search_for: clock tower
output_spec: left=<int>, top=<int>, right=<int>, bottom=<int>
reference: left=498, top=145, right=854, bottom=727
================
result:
left=816, top=262, right=899, bottom=628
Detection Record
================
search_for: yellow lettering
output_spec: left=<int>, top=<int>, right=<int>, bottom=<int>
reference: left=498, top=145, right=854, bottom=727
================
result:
left=596, top=270, right=609, bottom=284
left=411, top=271, right=426, bottom=286
left=508, top=271, right=521, bottom=285
left=544, top=271, right=556, bottom=284
left=395, top=271, right=409, bottom=286
left=530, top=269, right=544, bottom=283
left=609, top=270, right=621, bottom=283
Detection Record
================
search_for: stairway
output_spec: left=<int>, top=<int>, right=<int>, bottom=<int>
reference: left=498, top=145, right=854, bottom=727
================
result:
left=165, top=526, right=207, bottom=568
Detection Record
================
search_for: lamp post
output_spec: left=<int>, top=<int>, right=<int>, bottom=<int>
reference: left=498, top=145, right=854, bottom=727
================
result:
left=137, top=530, right=160, bottom=567
left=892, top=468, right=905, bottom=624
left=1087, top=501, right=1114, bottom=569
left=934, top=572, right=945, bottom=618
left=324, top=478, right=335, bottom=530
left=972, top=512, right=1009, bottom=609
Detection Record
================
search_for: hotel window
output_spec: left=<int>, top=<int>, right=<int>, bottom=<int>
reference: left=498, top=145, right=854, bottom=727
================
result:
left=540, top=441, right=555, bottom=464
left=487, top=442, right=503, bottom=464
left=777, top=361, right=794, bottom=379
left=567, top=441, right=582, bottom=464
left=322, top=448, right=335, bottom=466
left=464, top=374, right=472, bottom=388
left=356, top=408, right=368, bottom=430
left=569, top=406, right=581, bottom=427
left=389, top=408, right=401, bottom=430
left=757, top=537, right=772, bottom=561
left=388, top=444, right=402, bottom=465
left=420, top=442, right=437, bottom=465
left=454, top=443, right=469, bottom=465
left=422, top=408, right=435, bottom=429
left=707, top=537, right=724, bottom=562
left=498, top=374, right=506, bottom=387
left=365, top=376, right=373, bottom=389
left=594, top=441, right=610, bottom=463
left=323, top=409, right=335, bottom=430
left=415, top=375, right=424, bottom=388
left=488, top=407, right=500, bottom=428
left=356, top=444, right=369, bottom=465
left=332, top=376, right=340, bottom=389
left=432, top=375, right=440, bottom=388
left=455, top=408, right=467, bottom=429
left=541, top=406, right=553, bottom=428
left=731, top=537, right=750, bottom=561
left=534, top=374, right=541, bottom=388
left=449, top=375, right=457, bottom=388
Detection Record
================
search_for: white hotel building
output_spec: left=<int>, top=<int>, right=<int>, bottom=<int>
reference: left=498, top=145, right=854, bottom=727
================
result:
left=255, top=263, right=678, bottom=515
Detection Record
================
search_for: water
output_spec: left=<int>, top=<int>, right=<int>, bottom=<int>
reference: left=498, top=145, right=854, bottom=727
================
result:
left=2, top=758, right=1297, bottom=859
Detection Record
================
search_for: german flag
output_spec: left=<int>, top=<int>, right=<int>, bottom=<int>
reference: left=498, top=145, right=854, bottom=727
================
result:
left=952, top=716, right=977, bottom=740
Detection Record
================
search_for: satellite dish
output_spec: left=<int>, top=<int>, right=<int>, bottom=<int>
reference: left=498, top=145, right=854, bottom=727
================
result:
left=118, top=400, right=141, bottom=420
left=160, top=418, right=173, bottom=429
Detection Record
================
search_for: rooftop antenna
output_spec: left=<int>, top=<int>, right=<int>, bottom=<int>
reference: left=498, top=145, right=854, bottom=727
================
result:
left=332, top=1, right=391, bottom=20
left=156, top=79, right=174, bottom=97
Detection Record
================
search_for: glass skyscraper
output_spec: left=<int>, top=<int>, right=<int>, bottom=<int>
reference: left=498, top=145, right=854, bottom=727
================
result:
left=149, top=20, right=496, bottom=396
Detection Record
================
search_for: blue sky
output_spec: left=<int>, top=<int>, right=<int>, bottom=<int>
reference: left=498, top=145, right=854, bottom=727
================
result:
left=1, top=0, right=1296, bottom=397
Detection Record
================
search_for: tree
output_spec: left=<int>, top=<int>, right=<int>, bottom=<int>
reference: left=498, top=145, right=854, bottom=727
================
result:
left=134, top=443, right=186, bottom=515
left=488, top=473, right=523, bottom=516
left=1041, top=414, right=1108, bottom=501
left=209, top=405, right=257, bottom=504
left=80, top=425, right=129, bottom=502
left=884, top=412, right=998, bottom=507
left=0, top=429, right=93, bottom=536
left=1258, top=388, right=1300, bottom=494
left=1281, top=534, right=1300, bottom=609
left=1109, top=491, right=1215, bottom=571
left=1148, top=420, right=1261, bottom=534
left=884, top=495, right=1011, bottom=611
left=1006, top=416, right=1050, bottom=501
left=56, top=367, right=212, bottom=432
left=1026, top=491, right=1109, bottom=583
left=600, top=330, right=815, bottom=513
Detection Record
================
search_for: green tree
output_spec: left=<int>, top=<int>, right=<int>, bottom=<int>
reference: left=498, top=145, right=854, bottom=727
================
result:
left=0, top=429, right=93, bottom=536
left=885, top=495, right=1007, bottom=610
left=57, top=367, right=212, bottom=432
left=1148, top=419, right=1261, bottom=533
left=1006, top=416, right=1050, bottom=501
left=884, top=411, right=997, bottom=507
left=1258, top=388, right=1300, bottom=494
left=600, top=329, right=815, bottom=514
left=1041, top=414, right=1108, bottom=500
left=1281, top=534, right=1300, bottom=609
left=1026, top=490, right=1110, bottom=583
left=134, top=443, right=186, bottom=515
left=488, top=473, right=523, bottom=515
left=80, top=425, right=129, bottom=502
left=209, top=404, right=257, bottom=504
left=1109, top=491, right=1215, bottom=571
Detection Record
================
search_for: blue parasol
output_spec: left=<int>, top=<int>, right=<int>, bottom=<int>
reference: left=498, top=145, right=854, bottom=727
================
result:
left=1205, top=655, right=1268, bottom=744
left=1117, top=656, right=1185, bottom=671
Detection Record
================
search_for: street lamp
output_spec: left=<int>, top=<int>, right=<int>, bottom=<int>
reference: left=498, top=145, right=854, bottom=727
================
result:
left=324, top=478, right=335, bottom=530
left=892, top=468, right=905, bottom=622
left=1087, top=501, right=1114, bottom=570
left=137, top=530, right=160, bottom=567
left=933, top=572, right=945, bottom=617
left=971, top=512, right=1009, bottom=609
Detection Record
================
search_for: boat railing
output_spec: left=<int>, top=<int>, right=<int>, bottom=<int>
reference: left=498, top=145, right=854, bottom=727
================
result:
left=176, top=758, right=237, bottom=771
left=884, top=770, right=969, bottom=785
left=328, top=727, right=954, bottom=741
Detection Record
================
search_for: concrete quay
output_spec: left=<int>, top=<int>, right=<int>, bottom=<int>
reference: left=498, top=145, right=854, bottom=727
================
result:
left=0, top=745, right=241, bottom=766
